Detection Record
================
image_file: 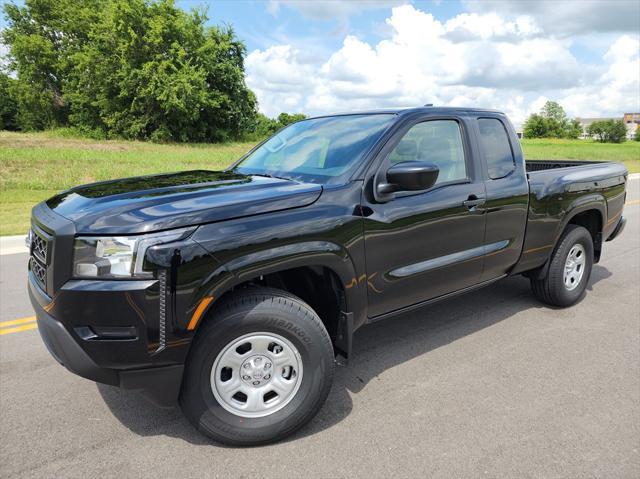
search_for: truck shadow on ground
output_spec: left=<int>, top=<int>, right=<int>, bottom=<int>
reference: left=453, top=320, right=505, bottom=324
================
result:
left=98, top=265, right=612, bottom=446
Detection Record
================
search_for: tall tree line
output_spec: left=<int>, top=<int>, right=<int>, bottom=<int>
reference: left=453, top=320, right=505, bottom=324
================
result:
left=1, top=0, right=301, bottom=141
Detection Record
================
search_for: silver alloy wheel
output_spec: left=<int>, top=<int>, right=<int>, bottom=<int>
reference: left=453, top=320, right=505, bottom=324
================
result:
left=210, top=332, right=303, bottom=418
left=564, top=243, right=586, bottom=291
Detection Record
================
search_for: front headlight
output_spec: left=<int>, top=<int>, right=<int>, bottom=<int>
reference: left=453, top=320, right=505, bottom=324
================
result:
left=72, top=228, right=193, bottom=279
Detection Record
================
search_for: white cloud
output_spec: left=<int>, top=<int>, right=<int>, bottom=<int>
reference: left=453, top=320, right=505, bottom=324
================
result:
left=559, top=35, right=640, bottom=118
left=444, top=12, right=541, bottom=42
left=246, top=4, right=640, bottom=126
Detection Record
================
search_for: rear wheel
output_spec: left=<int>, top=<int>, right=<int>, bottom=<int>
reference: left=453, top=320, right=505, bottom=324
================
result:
left=180, top=287, right=334, bottom=446
left=530, top=225, right=594, bottom=307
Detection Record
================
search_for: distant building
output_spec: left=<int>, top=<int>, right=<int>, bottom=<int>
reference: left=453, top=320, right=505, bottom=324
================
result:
left=575, top=117, right=618, bottom=139
left=576, top=114, right=640, bottom=140
left=623, top=113, right=640, bottom=140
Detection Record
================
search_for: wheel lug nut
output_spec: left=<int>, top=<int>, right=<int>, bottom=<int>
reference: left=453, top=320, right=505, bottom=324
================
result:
left=244, top=364, right=250, bottom=369
left=253, top=380, right=260, bottom=386
left=264, top=374, right=271, bottom=380
left=265, top=363, right=271, bottom=368
left=242, top=375, right=250, bottom=380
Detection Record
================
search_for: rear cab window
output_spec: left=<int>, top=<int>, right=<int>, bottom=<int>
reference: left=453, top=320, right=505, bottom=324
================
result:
left=477, top=118, right=515, bottom=179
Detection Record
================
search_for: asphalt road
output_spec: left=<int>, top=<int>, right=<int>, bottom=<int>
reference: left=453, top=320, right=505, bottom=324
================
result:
left=1, top=180, right=639, bottom=478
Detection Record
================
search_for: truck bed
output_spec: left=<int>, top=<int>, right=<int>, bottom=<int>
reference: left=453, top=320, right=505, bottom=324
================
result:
left=514, top=159, right=628, bottom=275
left=525, top=160, right=627, bottom=185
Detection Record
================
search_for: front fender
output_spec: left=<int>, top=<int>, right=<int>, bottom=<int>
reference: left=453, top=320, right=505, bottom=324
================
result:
left=198, top=240, right=362, bottom=311
left=183, top=182, right=368, bottom=339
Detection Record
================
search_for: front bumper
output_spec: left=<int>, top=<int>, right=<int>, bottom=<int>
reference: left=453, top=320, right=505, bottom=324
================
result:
left=606, top=215, right=626, bottom=242
left=29, top=276, right=184, bottom=407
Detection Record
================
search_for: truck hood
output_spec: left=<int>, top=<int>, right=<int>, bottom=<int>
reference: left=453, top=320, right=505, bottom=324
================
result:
left=45, top=170, right=322, bottom=234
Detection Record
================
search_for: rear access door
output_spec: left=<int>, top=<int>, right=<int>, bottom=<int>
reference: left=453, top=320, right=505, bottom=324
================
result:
left=472, top=116, right=529, bottom=281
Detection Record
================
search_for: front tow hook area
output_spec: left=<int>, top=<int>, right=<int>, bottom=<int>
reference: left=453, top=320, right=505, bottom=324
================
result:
left=35, top=309, right=119, bottom=386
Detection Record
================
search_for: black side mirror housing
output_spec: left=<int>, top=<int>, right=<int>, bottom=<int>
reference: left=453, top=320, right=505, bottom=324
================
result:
left=378, top=161, right=439, bottom=195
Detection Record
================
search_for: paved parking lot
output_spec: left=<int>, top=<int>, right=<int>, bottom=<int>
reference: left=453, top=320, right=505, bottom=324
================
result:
left=1, top=180, right=639, bottom=478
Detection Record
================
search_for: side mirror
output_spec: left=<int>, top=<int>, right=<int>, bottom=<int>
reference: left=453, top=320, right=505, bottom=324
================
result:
left=378, top=161, right=439, bottom=195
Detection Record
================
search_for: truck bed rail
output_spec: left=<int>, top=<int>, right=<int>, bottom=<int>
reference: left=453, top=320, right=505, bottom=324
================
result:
left=525, top=160, right=605, bottom=172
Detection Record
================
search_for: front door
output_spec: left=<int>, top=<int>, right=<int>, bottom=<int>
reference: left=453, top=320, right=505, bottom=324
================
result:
left=362, top=118, right=487, bottom=318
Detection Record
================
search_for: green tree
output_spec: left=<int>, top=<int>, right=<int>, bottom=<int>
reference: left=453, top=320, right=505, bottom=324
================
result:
left=523, top=113, right=548, bottom=139
left=0, top=72, right=19, bottom=130
left=606, top=120, right=628, bottom=143
left=587, top=121, right=606, bottom=142
left=565, top=119, right=583, bottom=139
left=2, top=0, right=258, bottom=141
left=276, top=112, right=306, bottom=127
left=2, top=0, right=103, bottom=129
left=587, top=119, right=627, bottom=143
left=523, top=101, right=582, bottom=139
left=540, top=100, right=570, bottom=137
left=541, top=101, right=568, bottom=124
left=252, top=113, right=279, bottom=138
left=246, top=112, right=307, bottom=140
left=634, top=125, right=640, bottom=141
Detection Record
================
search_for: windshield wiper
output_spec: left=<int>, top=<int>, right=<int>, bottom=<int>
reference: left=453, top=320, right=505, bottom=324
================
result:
left=251, top=173, right=292, bottom=182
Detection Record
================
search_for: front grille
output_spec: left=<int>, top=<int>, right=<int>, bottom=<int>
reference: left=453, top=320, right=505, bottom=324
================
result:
left=29, top=229, right=49, bottom=289
left=32, top=233, right=47, bottom=263
left=30, top=257, right=47, bottom=285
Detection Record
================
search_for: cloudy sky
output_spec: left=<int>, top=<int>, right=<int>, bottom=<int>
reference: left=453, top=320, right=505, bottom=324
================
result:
left=194, top=0, right=640, bottom=126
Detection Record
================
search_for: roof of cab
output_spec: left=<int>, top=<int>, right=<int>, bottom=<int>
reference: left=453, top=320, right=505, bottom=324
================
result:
left=307, top=106, right=504, bottom=119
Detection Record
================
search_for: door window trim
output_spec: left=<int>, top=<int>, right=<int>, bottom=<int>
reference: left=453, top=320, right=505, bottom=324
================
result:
left=367, top=116, right=474, bottom=202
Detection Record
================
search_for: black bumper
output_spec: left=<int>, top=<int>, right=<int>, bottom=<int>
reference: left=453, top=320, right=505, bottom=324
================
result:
left=30, top=279, right=184, bottom=407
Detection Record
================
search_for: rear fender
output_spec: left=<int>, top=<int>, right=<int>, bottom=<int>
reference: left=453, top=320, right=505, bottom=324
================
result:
left=555, top=194, right=605, bottom=240
left=528, top=196, right=606, bottom=280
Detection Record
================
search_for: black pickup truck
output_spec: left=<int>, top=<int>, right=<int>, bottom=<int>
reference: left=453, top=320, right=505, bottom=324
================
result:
left=28, top=107, right=627, bottom=445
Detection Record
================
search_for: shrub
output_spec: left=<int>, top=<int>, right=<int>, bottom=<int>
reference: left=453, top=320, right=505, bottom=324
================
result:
left=243, top=112, right=307, bottom=141
left=587, top=119, right=627, bottom=143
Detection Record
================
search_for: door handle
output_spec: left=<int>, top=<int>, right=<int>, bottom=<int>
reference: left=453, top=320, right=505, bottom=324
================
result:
left=463, top=195, right=486, bottom=208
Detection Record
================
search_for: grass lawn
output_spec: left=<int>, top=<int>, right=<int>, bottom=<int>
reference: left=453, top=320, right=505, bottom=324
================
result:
left=521, top=138, right=640, bottom=170
left=0, top=131, right=256, bottom=236
left=1, top=132, right=639, bottom=236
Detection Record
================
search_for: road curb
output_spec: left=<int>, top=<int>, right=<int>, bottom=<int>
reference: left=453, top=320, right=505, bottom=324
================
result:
left=629, top=173, right=640, bottom=180
left=0, top=235, right=28, bottom=256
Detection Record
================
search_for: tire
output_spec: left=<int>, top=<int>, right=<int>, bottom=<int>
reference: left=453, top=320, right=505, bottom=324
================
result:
left=180, top=287, right=335, bottom=446
left=530, top=225, right=594, bottom=307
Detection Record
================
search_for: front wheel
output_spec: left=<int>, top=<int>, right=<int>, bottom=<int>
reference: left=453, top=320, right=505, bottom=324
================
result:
left=180, top=287, right=335, bottom=446
left=530, top=225, right=594, bottom=307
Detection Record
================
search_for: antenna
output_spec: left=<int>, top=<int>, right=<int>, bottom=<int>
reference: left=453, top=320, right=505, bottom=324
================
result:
left=424, top=103, right=433, bottom=107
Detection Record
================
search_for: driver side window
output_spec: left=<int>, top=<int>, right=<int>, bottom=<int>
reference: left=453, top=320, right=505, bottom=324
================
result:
left=388, top=120, right=467, bottom=185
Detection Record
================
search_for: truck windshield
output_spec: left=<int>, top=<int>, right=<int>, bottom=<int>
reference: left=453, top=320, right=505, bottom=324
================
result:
left=234, top=114, right=395, bottom=184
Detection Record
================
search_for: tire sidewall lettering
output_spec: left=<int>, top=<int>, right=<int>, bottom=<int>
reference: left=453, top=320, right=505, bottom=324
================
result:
left=264, top=317, right=313, bottom=345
